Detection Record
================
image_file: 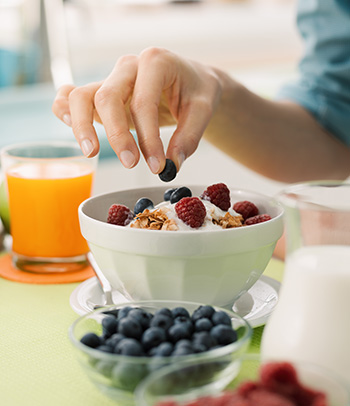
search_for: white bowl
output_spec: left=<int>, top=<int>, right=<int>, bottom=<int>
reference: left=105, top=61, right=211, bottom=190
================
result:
left=78, top=185, right=284, bottom=307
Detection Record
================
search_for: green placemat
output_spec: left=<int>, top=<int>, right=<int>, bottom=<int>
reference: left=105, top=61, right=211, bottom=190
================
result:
left=0, top=257, right=284, bottom=406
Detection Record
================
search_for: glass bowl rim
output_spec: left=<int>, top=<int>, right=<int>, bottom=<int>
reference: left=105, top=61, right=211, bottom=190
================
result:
left=68, top=299, right=253, bottom=364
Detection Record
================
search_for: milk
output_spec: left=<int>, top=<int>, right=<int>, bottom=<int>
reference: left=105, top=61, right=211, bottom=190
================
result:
left=261, top=245, right=350, bottom=385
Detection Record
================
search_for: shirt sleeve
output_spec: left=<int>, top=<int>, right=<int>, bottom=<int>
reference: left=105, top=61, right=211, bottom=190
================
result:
left=276, top=0, right=350, bottom=146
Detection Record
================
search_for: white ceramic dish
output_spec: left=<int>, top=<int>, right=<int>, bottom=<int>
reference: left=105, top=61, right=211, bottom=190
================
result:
left=69, top=274, right=280, bottom=328
left=78, top=185, right=284, bottom=307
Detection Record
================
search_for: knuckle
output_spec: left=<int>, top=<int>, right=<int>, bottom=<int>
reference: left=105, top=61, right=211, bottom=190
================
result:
left=107, top=129, right=127, bottom=146
left=194, top=97, right=214, bottom=118
left=68, top=86, right=91, bottom=102
left=94, top=86, right=115, bottom=107
left=115, top=54, right=137, bottom=67
left=72, top=120, right=89, bottom=135
left=140, top=46, right=170, bottom=63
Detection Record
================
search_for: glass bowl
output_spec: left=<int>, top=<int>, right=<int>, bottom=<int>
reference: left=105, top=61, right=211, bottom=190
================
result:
left=135, top=354, right=350, bottom=406
left=68, top=300, right=252, bottom=405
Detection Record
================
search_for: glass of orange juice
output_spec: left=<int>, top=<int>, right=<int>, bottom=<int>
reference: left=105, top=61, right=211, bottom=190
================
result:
left=0, top=141, right=98, bottom=273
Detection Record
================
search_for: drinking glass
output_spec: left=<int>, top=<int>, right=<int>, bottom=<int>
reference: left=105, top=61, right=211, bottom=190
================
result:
left=0, top=141, right=98, bottom=273
left=261, top=180, right=350, bottom=386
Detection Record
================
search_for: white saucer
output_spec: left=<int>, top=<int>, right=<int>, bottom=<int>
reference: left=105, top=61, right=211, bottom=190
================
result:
left=69, top=275, right=280, bottom=328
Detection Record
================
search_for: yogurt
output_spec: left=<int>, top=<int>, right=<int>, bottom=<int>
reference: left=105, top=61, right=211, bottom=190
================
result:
left=151, top=200, right=240, bottom=231
left=261, top=245, right=350, bottom=386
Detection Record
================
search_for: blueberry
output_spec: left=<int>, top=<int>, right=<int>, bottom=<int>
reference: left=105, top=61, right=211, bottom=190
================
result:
left=174, top=316, right=193, bottom=334
left=192, top=305, right=215, bottom=322
left=96, top=344, right=114, bottom=353
left=168, top=323, right=191, bottom=343
left=117, top=306, right=133, bottom=320
left=211, top=311, right=232, bottom=326
left=102, top=316, right=118, bottom=336
left=210, top=325, right=237, bottom=345
left=194, top=318, right=213, bottom=332
left=175, top=339, right=193, bottom=350
left=169, top=187, right=192, bottom=204
left=105, top=333, right=126, bottom=351
left=171, top=307, right=190, bottom=319
left=128, top=308, right=153, bottom=330
left=158, top=159, right=177, bottom=182
left=111, top=362, right=147, bottom=391
left=80, top=333, right=101, bottom=348
left=192, top=331, right=215, bottom=350
left=117, top=317, right=143, bottom=340
left=154, top=307, right=173, bottom=318
left=95, top=360, right=114, bottom=377
left=134, top=198, right=154, bottom=215
left=172, top=346, right=194, bottom=356
left=115, top=338, right=144, bottom=356
left=153, top=342, right=174, bottom=356
left=150, top=314, right=173, bottom=330
left=164, top=188, right=177, bottom=201
left=141, top=327, right=167, bottom=351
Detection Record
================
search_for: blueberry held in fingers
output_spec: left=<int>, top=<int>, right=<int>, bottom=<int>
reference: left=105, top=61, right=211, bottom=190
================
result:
left=158, top=159, right=177, bottom=182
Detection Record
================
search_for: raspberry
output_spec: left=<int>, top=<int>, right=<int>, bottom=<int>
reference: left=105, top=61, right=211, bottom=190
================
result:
left=200, top=183, right=231, bottom=211
left=248, top=389, right=295, bottom=406
left=233, top=201, right=259, bottom=220
left=245, top=214, right=272, bottom=225
left=260, top=362, right=299, bottom=398
left=237, top=381, right=260, bottom=397
left=107, top=204, right=134, bottom=226
left=175, top=197, right=206, bottom=228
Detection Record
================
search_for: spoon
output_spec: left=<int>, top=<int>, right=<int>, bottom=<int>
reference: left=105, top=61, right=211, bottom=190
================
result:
left=87, top=252, right=114, bottom=308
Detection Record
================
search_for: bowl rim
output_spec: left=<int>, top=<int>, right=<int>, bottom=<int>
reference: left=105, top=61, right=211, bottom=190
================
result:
left=134, top=353, right=350, bottom=405
left=68, top=299, right=253, bottom=364
left=79, top=184, right=284, bottom=235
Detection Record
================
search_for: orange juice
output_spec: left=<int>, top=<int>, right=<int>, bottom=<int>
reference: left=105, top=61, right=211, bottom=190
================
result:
left=6, top=162, right=94, bottom=258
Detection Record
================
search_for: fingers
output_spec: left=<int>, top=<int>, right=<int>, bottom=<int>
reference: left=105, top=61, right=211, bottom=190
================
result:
left=52, top=84, right=76, bottom=126
left=167, top=96, right=214, bottom=170
left=94, top=55, right=140, bottom=169
left=68, top=82, right=102, bottom=157
left=53, top=82, right=102, bottom=157
left=129, top=48, right=175, bottom=173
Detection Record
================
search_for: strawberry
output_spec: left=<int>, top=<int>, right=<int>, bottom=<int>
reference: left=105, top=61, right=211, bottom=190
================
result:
left=107, top=204, right=134, bottom=226
left=175, top=197, right=206, bottom=228
left=233, top=201, right=259, bottom=220
left=245, top=214, right=271, bottom=225
left=200, top=183, right=231, bottom=211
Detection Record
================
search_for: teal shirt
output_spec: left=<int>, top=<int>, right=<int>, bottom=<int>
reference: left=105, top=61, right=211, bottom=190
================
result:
left=277, top=0, right=350, bottom=145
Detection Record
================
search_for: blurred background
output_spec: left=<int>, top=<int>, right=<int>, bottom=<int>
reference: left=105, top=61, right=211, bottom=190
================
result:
left=0, top=0, right=301, bottom=197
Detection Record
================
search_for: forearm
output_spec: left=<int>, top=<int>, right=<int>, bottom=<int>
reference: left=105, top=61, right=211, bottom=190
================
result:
left=204, top=71, right=350, bottom=183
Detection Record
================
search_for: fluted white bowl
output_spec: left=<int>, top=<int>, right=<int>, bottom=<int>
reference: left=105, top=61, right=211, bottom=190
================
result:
left=78, top=185, right=283, bottom=307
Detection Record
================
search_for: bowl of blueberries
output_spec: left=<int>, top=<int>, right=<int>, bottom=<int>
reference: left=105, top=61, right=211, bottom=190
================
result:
left=78, top=183, right=284, bottom=307
left=68, top=300, right=252, bottom=405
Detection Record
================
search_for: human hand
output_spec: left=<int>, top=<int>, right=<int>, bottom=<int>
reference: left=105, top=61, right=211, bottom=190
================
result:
left=52, top=47, right=222, bottom=174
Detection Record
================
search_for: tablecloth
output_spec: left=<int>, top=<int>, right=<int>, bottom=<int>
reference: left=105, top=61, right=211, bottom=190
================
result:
left=0, top=257, right=284, bottom=406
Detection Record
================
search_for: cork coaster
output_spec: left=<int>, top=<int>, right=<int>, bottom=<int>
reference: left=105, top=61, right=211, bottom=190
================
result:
left=0, top=253, right=95, bottom=284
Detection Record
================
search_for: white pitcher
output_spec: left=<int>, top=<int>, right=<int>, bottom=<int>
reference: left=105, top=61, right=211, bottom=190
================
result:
left=261, top=180, right=350, bottom=386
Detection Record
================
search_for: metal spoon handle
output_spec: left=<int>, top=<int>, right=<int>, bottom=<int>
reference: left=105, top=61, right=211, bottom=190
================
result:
left=87, top=252, right=114, bottom=306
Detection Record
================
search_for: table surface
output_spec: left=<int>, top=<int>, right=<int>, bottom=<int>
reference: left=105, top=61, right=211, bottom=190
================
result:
left=0, top=253, right=284, bottom=406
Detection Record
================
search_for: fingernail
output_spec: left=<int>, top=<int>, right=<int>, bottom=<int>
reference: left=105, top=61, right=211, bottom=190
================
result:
left=81, top=139, right=94, bottom=157
left=63, top=114, right=72, bottom=126
left=177, top=152, right=186, bottom=169
left=147, top=156, right=160, bottom=174
left=120, top=150, right=136, bottom=168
